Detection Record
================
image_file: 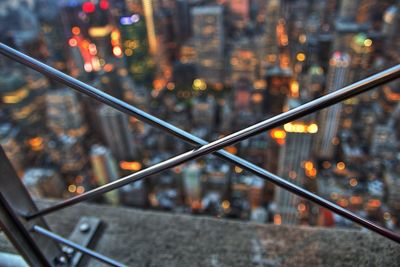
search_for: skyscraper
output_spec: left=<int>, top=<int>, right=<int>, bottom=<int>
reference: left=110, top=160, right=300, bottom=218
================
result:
left=230, top=38, right=258, bottom=84
left=183, top=162, right=202, bottom=211
left=119, top=13, right=155, bottom=85
left=0, top=72, right=42, bottom=135
left=98, top=104, right=136, bottom=161
left=315, top=52, right=350, bottom=159
left=191, top=6, right=225, bottom=84
left=275, top=99, right=318, bottom=225
left=229, top=0, right=250, bottom=31
left=0, top=123, right=24, bottom=175
left=48, top=135, right=88, bottom=175
left=46, top=88, right=87, bottom=139
left=333, top=0, right=370, bottom=53
left=90, top=144, right=120, bottom=204
left=382, top=4, right=400, bottom=64
left=263, top=0, right=280, bottom=68
left=23, top=168, right=65, bottom=199
left=263, top=65, right=292, bottom=116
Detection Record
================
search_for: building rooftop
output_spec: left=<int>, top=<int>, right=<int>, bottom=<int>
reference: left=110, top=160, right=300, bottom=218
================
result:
left=1, top=200, right=399, bottom=267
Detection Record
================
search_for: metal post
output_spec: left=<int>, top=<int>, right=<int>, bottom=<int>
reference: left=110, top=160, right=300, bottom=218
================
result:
left=0, top=147, right=62, bottom=265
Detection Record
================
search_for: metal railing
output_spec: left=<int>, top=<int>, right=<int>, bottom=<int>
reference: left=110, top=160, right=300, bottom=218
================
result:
left=0, top=42, right=399, bottom=266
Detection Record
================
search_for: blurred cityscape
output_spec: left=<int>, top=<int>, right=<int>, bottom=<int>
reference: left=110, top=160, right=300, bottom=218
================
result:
left=0, top=0, right=399, bottom=233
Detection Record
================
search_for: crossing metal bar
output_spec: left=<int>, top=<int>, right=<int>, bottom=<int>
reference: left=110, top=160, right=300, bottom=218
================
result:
left=1, top=43, right=399, bottom=243
left=0, top=147, right=62, bottom=266
left=0, top=193, right=51, bottom=267
left=32, top=225, right=127, bottom=267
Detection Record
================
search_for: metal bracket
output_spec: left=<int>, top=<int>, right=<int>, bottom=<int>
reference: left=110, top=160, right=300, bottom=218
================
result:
left=62, top=216, right=102, bottom=267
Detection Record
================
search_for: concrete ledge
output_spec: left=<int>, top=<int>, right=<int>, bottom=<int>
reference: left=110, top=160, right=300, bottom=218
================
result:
left=1, top=200, right=399, bottom=266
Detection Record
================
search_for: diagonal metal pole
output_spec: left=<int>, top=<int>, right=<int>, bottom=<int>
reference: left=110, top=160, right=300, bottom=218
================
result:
left=0, top=147, right=62, bottom=265
left=0, top=193, right=52, bottom=267
left=1, top=43, right=399, bottom=243
left=32, top=225, right=127, bottom=267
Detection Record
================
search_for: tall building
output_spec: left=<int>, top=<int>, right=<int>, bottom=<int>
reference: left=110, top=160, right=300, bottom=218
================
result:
left=348, top=33, right=372, bottom=83
left=0, top=123, right=24, bottom=175
left=35, top=0, right=68, bottom=71
left=382, top=4, right=400, bottom=64
left=191, top=95, right=217, bottom=135
left=0, top=72, right=42, bottom=136
left=274, top=99, right=319, bottom=225
left=90, top=144, right=120, bottom=204
left=263, top=65, right=292, bottom=116
left=183, top=162, right=202, bottom=211
left=172, top=0, right=191, bottom=44
left=263, top=0, right=280, bottom=69
left=315, top=52, right=350, bottom=159
left=46, top=88, right=87, bottom=139
left=23, top=168, right=65, bottom=199
left=333, top=0, right=370, bottom=53
left=119, top=13, right=155, bottom=85
left=229, top=0, right=250, bottom=31
left=48, top=135, right=88, bottom=175
left=304, top=65, right=325, bottom=100
left=143, top=0, right=174, bottom=84
left=229, top=38, right=258, bottom=84
left=191, top=6, right=225, bottom=84
left=98, top=104, right=136, bottom=161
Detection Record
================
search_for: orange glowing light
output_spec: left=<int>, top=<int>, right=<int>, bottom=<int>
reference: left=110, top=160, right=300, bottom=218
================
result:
left=270, top=129, right=286, bottom=139
left=103, top=64, right=113, bottom=72
left=28, top=137, right=44, bottom=151
left=368, top=199, right=381, bottom=208
left=306, top=168, right=317, bottom=178
left=336, top=162, right=346, bottom=170
left=350, top=196, right=363, bottom=205
left=224, top=146, right=237, bottom=154
left=191, top=200, right=202, bottom=210
left=119, top=161, right=142, bottom=171
left=304, top=161, right=314, bottom=171
left=276, top=138, right=285, bottom=145
left=290, top=80, right=299, bottom=98
left=153, top=79, right=164, bottom=91
left=252, top=93, right=263, bottom=103
left=274, top=214, right=282, bottom=225
left=76, top=186, right=85, bottom=194
left=337, top=198, right=349, bottom=207
left=71, top=26, right=81, bottom=35
left=221, top=200, right=230, bottom=210
left=296, top=52, right=306, bottom=62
